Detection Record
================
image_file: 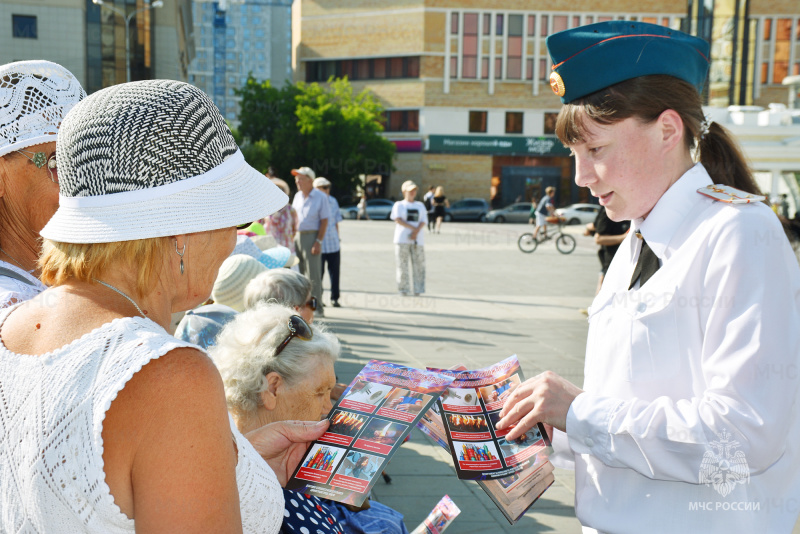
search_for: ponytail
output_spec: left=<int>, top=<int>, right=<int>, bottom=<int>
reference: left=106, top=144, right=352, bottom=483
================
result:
left=697, top=122, right=762, bottom=195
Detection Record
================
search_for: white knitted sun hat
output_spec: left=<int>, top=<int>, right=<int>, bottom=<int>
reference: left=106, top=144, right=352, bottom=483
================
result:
left=0, top=60, right=86, bottom=157
left=212, top=254, right=268, bottom=312
left=40, top=80, right=288, bottom=243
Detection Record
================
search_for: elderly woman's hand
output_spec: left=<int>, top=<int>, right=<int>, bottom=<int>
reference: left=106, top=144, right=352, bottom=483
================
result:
left=245, top=419, right=329, bottom=486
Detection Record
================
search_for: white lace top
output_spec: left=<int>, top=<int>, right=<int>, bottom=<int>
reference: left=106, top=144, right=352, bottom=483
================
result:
left=0, top=309, right=283, bottom=533
left=0, top=260, right=46, bottom=309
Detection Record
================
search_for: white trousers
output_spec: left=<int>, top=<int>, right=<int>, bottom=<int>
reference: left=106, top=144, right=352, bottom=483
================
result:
left=394, top=243, right=425, bottom=294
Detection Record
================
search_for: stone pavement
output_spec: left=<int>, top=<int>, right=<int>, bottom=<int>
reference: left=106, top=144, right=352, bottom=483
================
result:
left=319, top=219, right=594, bottom=533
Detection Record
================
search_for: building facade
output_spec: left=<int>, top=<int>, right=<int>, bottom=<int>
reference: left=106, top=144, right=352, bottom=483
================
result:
left=296, top=0, right=800, bottom=212
left=187, top=0, right=292, bottom=125
left=0, top=0, right=193, bottom=93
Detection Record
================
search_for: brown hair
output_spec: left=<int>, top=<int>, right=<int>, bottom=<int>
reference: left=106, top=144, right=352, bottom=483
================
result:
left=39, top=237, right=172, bottom=298
left=555, top=75, right=761, bottom=195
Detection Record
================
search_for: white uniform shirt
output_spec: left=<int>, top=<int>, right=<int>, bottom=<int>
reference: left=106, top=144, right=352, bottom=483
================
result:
left=0, top=260, right=46, bottom=308
left=556, top=163, right=800, bottom=533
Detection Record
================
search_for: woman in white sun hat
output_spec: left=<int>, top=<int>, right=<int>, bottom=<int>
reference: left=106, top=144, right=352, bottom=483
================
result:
left=0, top=80, right=328, bottom=533
left=0, top=60, right=85, bottom=308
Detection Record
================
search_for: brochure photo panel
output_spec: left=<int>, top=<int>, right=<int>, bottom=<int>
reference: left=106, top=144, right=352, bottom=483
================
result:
left=285, top=360, right=454, bottom=506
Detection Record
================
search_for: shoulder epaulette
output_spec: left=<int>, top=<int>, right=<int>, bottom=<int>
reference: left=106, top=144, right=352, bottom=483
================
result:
left=697, top=184, right=765, bottom=204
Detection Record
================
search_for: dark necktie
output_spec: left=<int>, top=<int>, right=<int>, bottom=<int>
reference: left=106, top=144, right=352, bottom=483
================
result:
left=629, top=232, right=660, bottom=290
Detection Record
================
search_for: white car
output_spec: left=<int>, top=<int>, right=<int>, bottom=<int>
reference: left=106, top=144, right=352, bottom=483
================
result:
left=555, top=203, right=601, bottom=225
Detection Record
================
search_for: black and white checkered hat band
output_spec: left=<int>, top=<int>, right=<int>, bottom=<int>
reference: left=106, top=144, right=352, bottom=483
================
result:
left=40, top=80, right=287, bottom=243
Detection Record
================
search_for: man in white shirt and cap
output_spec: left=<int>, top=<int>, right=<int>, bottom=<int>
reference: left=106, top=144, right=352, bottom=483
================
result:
left=291, top=166, right=330, bottom=316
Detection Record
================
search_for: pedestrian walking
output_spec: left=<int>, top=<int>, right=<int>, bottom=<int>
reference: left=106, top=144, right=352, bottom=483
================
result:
left=291, top=166, right=330, bottom=316
left=585, top=205, right=630, bottom=295
left=314, top=177, right=344, bottom=307
left=357, top=194, right=369, bottom=220
left=431, top=186, right=448, bottom=234
left=497, top=20, right=800, bottom=533
left=423, top=186, right=435, bottom=231
left=390, top=181, right=427, bottom=295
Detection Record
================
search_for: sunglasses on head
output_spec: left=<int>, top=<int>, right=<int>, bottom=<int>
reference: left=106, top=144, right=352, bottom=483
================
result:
left=274, top=314, right=313, bottom=357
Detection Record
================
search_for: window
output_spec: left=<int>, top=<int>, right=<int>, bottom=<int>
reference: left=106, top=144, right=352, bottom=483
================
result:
left=384, top=110, right=419, bottom=132
left=305, top=57, right=421, bottom=82
left=506, top=112, right=523, bottom=134
left=774, top=18, right=792, bottom=84
left=483, top=13, right=491, bottom=35
left=507, top=15, right=523, bottom=79
left=451, top=12, right=459, bottom=34
left=12, top=15, right=37, bottom=39
left=544, top=112, right=558, bottom=135
left=553, top=16, right=568, bottom=33
left=390, top=57, right=404, bottom=77
left=462, top=13, right=478, bottom=78
left=469, top=111, right=487, bottom=133
left=496, top=14, right=504, bottom=35
left=540, top=15, right=549, bottom=37
left=450, top=57, right=458, bottom=79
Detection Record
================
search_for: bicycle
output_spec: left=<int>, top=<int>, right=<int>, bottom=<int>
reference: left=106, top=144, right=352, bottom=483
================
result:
left=518, top=216, right=577, bottom=254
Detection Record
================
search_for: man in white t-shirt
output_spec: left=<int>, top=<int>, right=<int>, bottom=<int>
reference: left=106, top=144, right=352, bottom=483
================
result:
left=390, top=181, right=428, bottom=296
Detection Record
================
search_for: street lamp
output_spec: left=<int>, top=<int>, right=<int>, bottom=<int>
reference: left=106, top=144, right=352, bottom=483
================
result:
left=92, top=0, right=164, bottom=83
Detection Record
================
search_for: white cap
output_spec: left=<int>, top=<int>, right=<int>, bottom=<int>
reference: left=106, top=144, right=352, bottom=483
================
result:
left=291, top=167, right=316, bottom=180
left=313, top=177, right=331, bottom=188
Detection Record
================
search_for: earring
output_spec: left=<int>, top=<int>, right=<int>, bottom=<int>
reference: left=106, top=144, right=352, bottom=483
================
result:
left=175, top=240, right=186, bottom=275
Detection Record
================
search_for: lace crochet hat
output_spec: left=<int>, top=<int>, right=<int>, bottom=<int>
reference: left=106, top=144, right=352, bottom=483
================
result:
left=0, top=60, right=86, bottom=157
left=40, top=80, right=288, bottom=243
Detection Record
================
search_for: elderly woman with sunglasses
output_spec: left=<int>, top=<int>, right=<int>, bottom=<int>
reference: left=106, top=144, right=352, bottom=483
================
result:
left=0, top=60, right=85, bottom=308
left=0, top=80, right=327, bottom=533
left=211, top=303, right=409, bottom=534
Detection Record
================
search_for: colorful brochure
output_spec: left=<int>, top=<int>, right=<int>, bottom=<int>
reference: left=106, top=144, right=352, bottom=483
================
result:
left=429, top=355, right=551, bottom=481
left=410, top=495, right=461, bottom=534
left=421, top=356, right=555, bottom=523
left=285, top=360, right=454, bottom=506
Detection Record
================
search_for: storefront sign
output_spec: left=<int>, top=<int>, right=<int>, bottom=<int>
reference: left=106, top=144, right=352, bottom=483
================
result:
left=426, top=135, right=570, bottom=156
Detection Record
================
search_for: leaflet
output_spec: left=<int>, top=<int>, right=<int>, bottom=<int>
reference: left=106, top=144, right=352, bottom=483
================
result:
left=422, top=356, right=555, bottom=523
left=286, top=360, right=454, bottom=506
left=429, top=355, right=550, bottom=481
left=410, top=495, right=461, bottom=534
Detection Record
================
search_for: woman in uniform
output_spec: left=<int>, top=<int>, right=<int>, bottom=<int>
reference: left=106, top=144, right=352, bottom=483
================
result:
left=497, top=21, right=800, bottom=533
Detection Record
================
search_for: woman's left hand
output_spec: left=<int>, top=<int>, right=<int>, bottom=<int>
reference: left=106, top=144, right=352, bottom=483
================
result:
left=246, top=419, right=329, bottom=486
left=495, top=371, right=583, bottom=441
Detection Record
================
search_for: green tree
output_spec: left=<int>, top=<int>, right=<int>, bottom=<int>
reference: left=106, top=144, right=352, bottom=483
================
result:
left=236, top=76, right=395, bottom=196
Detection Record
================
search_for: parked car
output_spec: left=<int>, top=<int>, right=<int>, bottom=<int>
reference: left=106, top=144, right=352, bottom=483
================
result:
left=555, top=203, right=601, bottom=225
left=486, top=203, right=533, bottom=223
left=340, top=198, right=394, bottom=220
left=443, top=198, right=490, bottom=222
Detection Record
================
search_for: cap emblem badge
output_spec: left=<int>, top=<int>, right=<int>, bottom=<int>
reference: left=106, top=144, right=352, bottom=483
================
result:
left=549, top=71, right=566, bottom=97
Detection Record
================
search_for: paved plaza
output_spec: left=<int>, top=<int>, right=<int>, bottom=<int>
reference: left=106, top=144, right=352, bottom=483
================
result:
left=320, top=219, right=594, bottom=533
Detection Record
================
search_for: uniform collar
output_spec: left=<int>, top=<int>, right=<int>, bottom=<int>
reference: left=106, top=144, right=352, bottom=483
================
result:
left=631, top=162, right=712, bottom=260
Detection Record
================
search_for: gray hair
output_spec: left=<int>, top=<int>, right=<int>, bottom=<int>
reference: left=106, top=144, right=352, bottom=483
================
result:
left=244, top=269, right=311, bottom=310
left=208, top=303, right=339, bottom=416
